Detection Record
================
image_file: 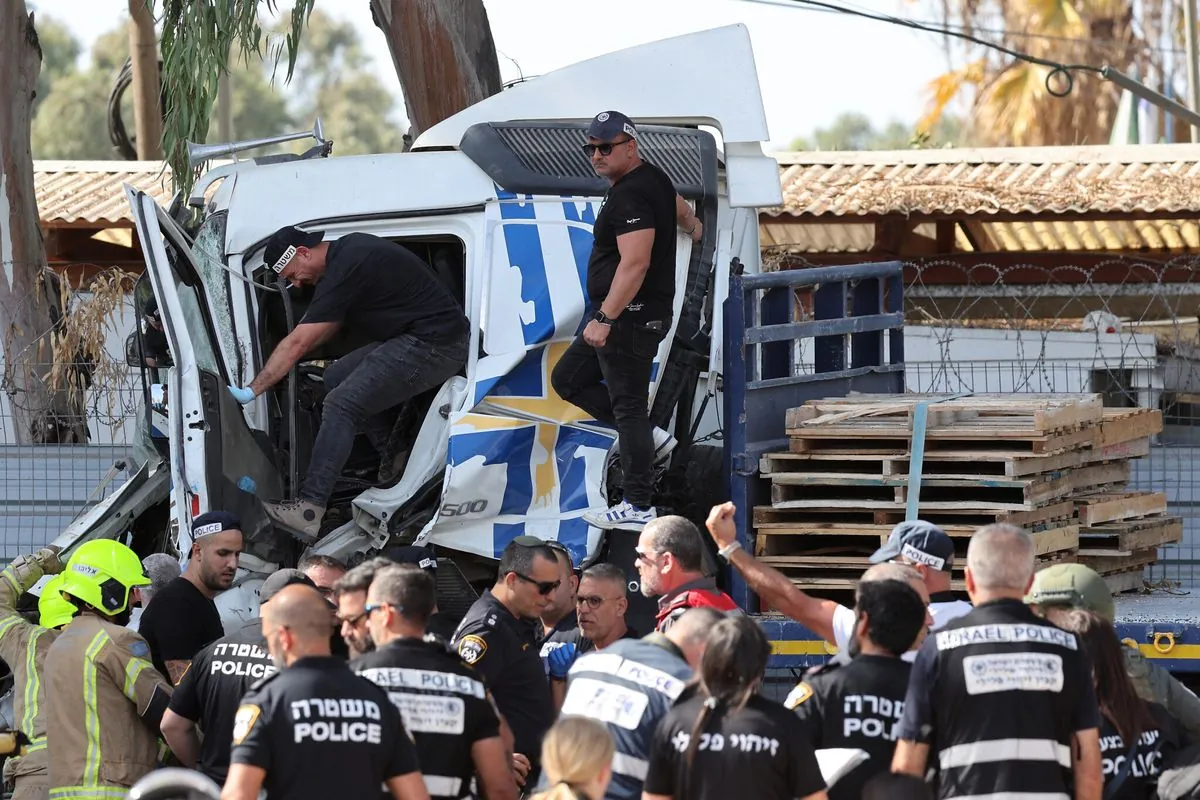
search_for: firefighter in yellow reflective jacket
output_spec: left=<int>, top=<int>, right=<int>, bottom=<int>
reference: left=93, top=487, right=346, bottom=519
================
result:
left=45, top=540, right=173, bottom=800
left=0, top=547, right=74, bottom=800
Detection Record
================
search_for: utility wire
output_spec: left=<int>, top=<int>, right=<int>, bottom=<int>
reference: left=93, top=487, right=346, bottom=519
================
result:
left=741, top=0, right=1108, bottom=98
left=744, top=0, right=1184, bottom=54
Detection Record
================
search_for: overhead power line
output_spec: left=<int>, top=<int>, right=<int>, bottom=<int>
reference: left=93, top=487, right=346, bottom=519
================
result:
left=741, top=0, right=1102, bottom=98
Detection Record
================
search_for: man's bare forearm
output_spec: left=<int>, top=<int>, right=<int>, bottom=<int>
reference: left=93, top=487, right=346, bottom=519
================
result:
left=599, top=259, right=650, bottom=318
left=249, top=338, right=305, bottom=395
left=727, top=548, right=837, bottom=642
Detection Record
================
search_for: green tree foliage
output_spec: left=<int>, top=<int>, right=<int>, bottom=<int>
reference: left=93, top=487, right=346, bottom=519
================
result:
left=789, top=112, right=969, bottom=151
left=31, top=11, right=405, bottom=162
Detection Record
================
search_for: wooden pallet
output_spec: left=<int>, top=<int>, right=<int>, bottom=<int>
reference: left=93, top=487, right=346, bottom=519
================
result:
left=1103, top=570, right=1147, bottom=594
left=1079, top=546, right=1160, bottom=575
left=755, top=525, right=1080, bottom=559
left=1075, top=492, right=1168, bottom=526
left=788, top=427, right=1096, bottom=456
left=753, top=499, right=1078, bottom=530
left=768, top=469, right=1080, bottom=508
left=778, top=550, right=1078, bottom=593
left=1091, top=407, right=1163, bottom=449
left=786, top=394, right=1104, bottom=434
left=760, top=450, right=1087, bottom=479
left=1077, top=516, right=1183, bottom=554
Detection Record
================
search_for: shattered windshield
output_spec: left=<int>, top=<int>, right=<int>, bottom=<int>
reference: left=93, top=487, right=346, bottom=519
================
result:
left=191, top=212, right=244, bottom=377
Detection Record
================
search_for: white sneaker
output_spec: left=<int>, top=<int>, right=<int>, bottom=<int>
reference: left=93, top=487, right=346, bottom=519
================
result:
left=582, top=500, right=658, bottom=531
left=652, top=427, right=678, bottom=463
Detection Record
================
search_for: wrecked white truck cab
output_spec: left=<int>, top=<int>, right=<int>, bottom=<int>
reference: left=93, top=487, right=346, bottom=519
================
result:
left=49, top=24, right=783, bottom=626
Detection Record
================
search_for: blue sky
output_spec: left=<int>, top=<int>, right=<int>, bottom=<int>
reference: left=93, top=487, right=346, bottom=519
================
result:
left=40, top=0, right=957, bottom=150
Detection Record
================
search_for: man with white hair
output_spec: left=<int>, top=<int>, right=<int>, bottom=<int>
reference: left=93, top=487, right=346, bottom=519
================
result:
left=128, top=553, right=182, bottom=632
left=892, top=523, right=1103, bottom=800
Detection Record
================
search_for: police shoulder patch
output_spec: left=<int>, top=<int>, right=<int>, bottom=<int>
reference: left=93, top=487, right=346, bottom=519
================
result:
left=457, top=634, right=488, bottom=665
left=232, top=704, right=261, bottom=745
left=783, top=682, right=814, bottom=710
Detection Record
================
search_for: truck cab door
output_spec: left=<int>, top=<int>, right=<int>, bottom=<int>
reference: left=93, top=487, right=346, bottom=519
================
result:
left=125, top=189, right=285, bottom=560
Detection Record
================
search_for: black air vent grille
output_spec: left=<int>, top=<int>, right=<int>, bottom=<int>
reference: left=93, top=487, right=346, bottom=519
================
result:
left=493, top=125, right=704, bottom=187
left=461, top=121, right=717, bottom=199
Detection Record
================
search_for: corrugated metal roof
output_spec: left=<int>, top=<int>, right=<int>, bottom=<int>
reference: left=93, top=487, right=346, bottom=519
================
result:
left=35, top=160, right=173, bottom=227
left=769, top=143, right=1200, bottom=219
left=761, top=218, right=1200, bottom=253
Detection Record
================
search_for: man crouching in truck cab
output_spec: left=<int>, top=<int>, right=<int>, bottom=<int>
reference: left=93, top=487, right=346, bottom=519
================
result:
left=227, top=226, right=471, bottom=544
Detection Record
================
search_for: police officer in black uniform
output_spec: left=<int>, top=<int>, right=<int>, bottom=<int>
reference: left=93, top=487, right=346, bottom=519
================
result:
left=353, top=564, right=517, bottom=800
left=893, top=524, right=1103, bottom=799
left=452, top=538, right=559, bottom=788
left=222, top=584, right=428, bottom=800
left=160, top=569, right=315, bottom=784
left=786, top=579, right=927, bottom=800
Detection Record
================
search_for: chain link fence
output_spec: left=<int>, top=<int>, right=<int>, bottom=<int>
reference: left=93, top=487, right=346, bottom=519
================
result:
left=0, top=269, right=143, bottom=560
left=773, top=251, right=1200, bottom=590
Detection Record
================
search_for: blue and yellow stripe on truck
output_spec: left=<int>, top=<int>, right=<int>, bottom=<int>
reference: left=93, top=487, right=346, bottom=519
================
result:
left=760, top=617, right=1200, bottom=674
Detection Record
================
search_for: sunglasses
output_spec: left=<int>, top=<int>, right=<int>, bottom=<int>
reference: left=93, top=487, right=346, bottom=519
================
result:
left=337, top=609, right=369, bottom=626
left=582, top=138, right=631, bottom=157
left=363, top=602, right=390, bottom=616
left=635, top=547, right=660, bottom=565
left=513, top=572, right=561, bottom=596
left=576, top=594, right=613, bottom=609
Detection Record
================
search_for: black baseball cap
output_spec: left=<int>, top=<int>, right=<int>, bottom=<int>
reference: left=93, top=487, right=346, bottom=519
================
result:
left=263, top=225, right=325, bottom=274
left=586, top=110, right=638, bottom=142
left=191, top=511, right=242, bottom=539
left=259, top=568, right=316, bottom=604
left=386, top=545, right=439, bottom=573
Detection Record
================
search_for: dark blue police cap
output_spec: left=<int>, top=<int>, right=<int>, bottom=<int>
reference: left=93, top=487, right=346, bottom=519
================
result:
left=191, top=510, right=242, bottom=539
left=586, top=110, right=638, bottom=142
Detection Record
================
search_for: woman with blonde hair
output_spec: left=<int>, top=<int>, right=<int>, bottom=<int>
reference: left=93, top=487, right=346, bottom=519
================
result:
left=532, top=716, right=615, bottom=800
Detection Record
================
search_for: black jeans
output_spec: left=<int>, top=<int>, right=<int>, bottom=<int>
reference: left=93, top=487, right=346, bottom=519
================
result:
left=302, top=330, right=469, bottom=506
left=551, top=318, right=666, bottom=508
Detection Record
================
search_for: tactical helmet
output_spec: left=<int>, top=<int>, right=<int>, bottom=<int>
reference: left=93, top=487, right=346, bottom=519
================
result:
left=38, top=575, right=77, bottom=629
left=59, top=540, right=150, bottom=616
left=1025, top=563, right=1115, bottom=622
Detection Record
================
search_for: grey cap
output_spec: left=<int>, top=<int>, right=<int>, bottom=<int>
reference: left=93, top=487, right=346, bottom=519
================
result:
left=259, top=568, right=316, bottom=605
left=870, top=520, right=956, bottom=572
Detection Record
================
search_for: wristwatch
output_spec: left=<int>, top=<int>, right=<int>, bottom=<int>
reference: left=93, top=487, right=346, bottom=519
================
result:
left=592, top=310, right=613, bottom=326
left=718, top=541, right=743, bottom=561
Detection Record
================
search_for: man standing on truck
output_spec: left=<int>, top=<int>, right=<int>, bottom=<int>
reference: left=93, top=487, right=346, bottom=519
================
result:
left=228, top=227, right=471, bottom=544
left=1026, top=562, right=1200, bottom=739
left=551, top=110, right=704, bottom=532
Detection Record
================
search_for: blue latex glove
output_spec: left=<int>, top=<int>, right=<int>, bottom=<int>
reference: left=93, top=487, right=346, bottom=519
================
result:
left=228, top=386, right=255, bottom=405
left=547, top=643, right=577, bottom=679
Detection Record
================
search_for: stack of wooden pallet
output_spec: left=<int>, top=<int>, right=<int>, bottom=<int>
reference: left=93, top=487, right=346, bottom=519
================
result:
left=756, top=394, right=1178, bottom=596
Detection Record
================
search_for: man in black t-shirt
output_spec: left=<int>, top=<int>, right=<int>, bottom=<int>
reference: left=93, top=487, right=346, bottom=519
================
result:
left=786, top=579, right=927, bottom=800
left=550, top=110, right=704, bottom=533
left=893, top=524, right=1103, bottom=800
left=353, top=564, right=516, bottom=800
left=223, top=584, right=427, bottom=800
left=139, top=511, right=242, bottom=683
left=229, top=227, right=471, bottom=544
left=159, top=569, right=315, bottom=784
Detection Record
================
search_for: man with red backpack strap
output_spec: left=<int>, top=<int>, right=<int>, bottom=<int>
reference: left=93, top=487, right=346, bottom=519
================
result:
left=635, top=515, right=738, bottom=632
